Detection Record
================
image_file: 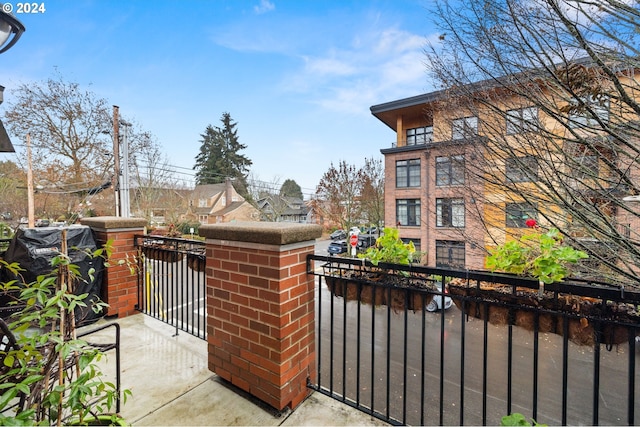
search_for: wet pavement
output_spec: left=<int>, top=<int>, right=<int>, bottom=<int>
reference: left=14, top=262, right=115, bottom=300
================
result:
left=81, top=313, right=388, bottom=426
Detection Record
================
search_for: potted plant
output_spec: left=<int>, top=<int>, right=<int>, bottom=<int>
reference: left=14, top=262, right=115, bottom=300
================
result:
left=485, top=219, right=588, bottom=295
left=0, top=234, right=130, bottom=425
left=325, top=227, right=436, bottom=311
left=447, top=220, right=638, bottom=345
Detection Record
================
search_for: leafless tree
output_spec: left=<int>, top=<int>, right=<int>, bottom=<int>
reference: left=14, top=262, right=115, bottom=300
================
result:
left=315, top=159, right=385, bottom=232
left=358, top=157, right=385, bottom=232
left=131, top=136, right=189, bottom=224
left=5, top=73, right=113, bottom=188
left=246, top=174, right=287, bottom=222
left=425, top=0, right=640, bottom=286
left=315, top=161, right=363, bottom=231
left=4, top=72, right=167, bottom=220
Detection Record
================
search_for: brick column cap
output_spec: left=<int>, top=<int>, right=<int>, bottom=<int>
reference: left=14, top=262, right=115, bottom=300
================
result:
left=200, top=221, right=322, bottom=245
left=80, top=216, right=148, bottom=230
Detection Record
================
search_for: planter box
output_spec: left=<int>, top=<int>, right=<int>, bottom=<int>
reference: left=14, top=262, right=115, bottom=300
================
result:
left=186, top=253, right=205, bottom=272
left=326, top=272, right=435, bottom=312
left=448, top=278, right=638, bottom=346
left=143, top=247, right=184, bottom=263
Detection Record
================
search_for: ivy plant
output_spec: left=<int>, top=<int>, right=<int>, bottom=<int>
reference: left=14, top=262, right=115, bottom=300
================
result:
left=486, top=223, right=588, bottom=284
left=359, top=227, right=415, bottom=266
left=501, top=412, right=546, bottom=426
left=0, top=240, right=131, bottom=426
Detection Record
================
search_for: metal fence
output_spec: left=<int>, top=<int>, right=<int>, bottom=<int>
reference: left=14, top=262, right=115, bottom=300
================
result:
left=134, top=235, right=206, bottom=339
left=307, top=254, right=640, bottom=426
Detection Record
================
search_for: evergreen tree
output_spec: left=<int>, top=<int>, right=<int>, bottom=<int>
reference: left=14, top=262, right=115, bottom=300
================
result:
left=280, top=179, right=303, bottom=199
left=193, top=113, right=252, bottom=190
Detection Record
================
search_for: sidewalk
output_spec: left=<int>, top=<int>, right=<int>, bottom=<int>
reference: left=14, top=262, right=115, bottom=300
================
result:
left=83, top=313, right=387, bottom=426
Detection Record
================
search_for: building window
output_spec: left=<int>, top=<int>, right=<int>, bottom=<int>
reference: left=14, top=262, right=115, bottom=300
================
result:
left=506, top=107, right=538, bottom=134
left=435, top=240, right=465, bottom=268
left=505, top=202, right=537, bottom=228
left=407, top=126, right=433, bottom=145
left=568, top=96, right=609, bottom=128
left=436, top=198, right=465, bottom=227
left=396, top=199, right=421, bottom=226
left=506, top=155, right=538, bottom=182
left=436, top=155, right=465, bottom=186
left=396, top=159, right=421, bottom=188
left=452, top=116, right=478, bottom=140
left=573, top=153, right=599, bottom=180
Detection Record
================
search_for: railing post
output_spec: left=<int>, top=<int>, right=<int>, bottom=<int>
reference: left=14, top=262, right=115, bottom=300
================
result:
left=81, top=216, right=148, bottom=318
left=199, top=221, right=322, bottom=411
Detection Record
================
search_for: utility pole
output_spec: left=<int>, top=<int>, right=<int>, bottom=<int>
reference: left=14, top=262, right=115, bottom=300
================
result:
left=26, top=133, right=34, bottom=228
left=119, top=120, right=131, bottom=218
left=112, top=105, right=120, bottom=217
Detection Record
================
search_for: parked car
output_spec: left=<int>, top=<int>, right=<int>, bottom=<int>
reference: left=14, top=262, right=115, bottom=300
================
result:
left=426, top=283, right=453, bottom=312
left=330, top=229, right=346, bottom=240
left=362, top=226, right=379, bottom=235
left=328, top=240, right=348, bottom=255
left=357, top=234, right=377, bottom=249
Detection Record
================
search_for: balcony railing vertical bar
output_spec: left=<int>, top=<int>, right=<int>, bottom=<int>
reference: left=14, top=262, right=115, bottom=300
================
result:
left=420, top=297, right=426, bottom=426
left=533, top=313, right=540, bottom=421
left=356, top=283, right=362, bottom=407
left=330, top=280, right=335, bottom=395
left=459, top=293, right=466, bottom=426
left=562, top=318, right=569, bottom=425
left=628, top=330, right=636, bottom=425
left=316, top=274, right=323, bottom=392
left=439, top=293, right=446, bottom=427
left=482, top=301, right=489, bottom=425
left=386, top=287, right=392, bottom=421
left=342, top=279, right=348, bottom=402
left=593, top=323, right=601, bottom=426
left=134, top=235, right=206, bottom=340
left=402, top=289, right=409, bottom=425
left=371, top=285, right=376, bottom=417
left=507, top=322, right=513, bottom=415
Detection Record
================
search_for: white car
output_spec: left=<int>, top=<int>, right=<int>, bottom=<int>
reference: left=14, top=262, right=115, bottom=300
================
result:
left=426, top=282, right=453, bottom=312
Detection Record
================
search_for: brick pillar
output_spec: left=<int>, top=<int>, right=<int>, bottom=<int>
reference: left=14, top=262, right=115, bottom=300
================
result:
left=199, top=222, right=322, bottom=411
left=81, top=216, right=148, bottom=318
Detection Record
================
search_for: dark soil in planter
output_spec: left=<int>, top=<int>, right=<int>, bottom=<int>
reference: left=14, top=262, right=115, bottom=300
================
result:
left=448, top=278, right=639, bottom=346
left=326, top=271, right=435, bottom=313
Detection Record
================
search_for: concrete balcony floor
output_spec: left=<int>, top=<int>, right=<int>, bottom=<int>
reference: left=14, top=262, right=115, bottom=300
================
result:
left=82, top=313, right=386, bottom=426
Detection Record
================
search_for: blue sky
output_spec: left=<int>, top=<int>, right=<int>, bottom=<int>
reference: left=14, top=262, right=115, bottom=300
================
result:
left=1, top=0, right=439, bottom=198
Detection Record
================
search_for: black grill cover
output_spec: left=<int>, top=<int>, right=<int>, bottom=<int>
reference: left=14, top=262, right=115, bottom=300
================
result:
left=1, top=225, right=105, bottom=325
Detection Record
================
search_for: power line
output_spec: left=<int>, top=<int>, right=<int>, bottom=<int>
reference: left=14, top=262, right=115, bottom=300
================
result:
left=133, top=160, right=319, bottom=198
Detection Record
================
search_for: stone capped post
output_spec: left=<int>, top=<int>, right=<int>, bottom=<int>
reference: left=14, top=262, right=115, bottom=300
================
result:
left=199, top=221, right=322, bottom=411
left=81, top=216, right=147, bottom=317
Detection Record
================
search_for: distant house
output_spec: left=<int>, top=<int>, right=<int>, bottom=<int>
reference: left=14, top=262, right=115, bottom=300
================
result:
left=185, top=179, right=259, bottom=224
left=130, top=187, right=191, bottom=225
left=256, top=196, right=309, bottom=223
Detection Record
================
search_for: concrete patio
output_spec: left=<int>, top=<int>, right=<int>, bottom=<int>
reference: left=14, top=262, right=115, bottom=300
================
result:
left=82, top=313, right=387, bottom=426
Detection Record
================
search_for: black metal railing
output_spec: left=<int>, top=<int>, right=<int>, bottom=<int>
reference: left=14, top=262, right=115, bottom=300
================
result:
left=134, top=235, right=206, bottom=339
left=306, top=254, right=640, bottom=426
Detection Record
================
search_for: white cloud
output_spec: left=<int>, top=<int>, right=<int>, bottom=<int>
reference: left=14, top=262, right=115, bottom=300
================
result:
left=254, top=0, right=275, bottom=15
left=281, top=26, right=430, bottom=115
left=303, top=55, right=357, bottom=77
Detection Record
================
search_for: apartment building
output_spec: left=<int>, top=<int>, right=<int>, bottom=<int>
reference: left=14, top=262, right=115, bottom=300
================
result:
left=371, top=66, right=640, bottom=272
left=371, top=90, right=488, bottom=270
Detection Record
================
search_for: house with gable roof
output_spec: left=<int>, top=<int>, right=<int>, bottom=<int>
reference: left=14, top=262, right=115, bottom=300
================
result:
left=185, top=178, right=259, bottom=224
